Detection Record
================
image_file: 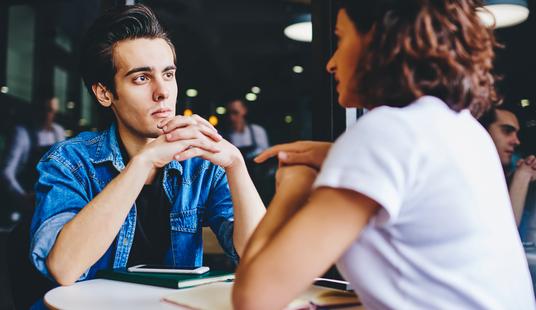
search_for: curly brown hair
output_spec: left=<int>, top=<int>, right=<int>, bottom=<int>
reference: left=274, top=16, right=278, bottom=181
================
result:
left=339, top=0, right=500, bottom=117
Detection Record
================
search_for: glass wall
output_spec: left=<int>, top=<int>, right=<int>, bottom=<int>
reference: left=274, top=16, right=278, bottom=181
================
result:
left=6, top=5, right=35, bottom=103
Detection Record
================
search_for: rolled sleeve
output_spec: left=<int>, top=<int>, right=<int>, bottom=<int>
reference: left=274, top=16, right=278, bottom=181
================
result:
left=30, top=212, right=90, bottom=281
left=30, top=154, right=91, bottom=281
left=205, top=166, right=239, bottom=263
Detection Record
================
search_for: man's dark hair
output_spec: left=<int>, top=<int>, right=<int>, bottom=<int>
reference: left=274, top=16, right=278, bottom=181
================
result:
left=79, top=4, right=175, bottom=127
left=478, top=104, right=519, bottom=130
left=337, top=0, right=500, bottom=117
left=226, top=98, right=247, bottom=108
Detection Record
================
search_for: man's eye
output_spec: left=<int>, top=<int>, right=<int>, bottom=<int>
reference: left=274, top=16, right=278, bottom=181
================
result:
left=164, top=72, right=175, bottom=79
left=134, top=75, right=148, bottom=83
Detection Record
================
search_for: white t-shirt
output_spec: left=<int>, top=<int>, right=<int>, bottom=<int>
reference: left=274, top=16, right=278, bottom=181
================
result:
left=314, top=96, right=535, bottom=309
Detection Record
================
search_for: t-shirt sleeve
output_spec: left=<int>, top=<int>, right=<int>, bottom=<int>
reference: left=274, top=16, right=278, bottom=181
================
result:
left=313, top=109, right=420, bottom=226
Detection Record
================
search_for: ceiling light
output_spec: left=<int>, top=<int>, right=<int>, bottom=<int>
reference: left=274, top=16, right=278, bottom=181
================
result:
left=245, top=93, right=257, bottom=101
left=477, top=0, right=529, bottom=28
left=521, top=99, right=530, bottom=107
left=0, top=86, right=8, bottom=93
left=186, top=89, right=198, bottom=98
left=284, top=14, right=312, bottom=42
left=216, top=106, right=226, bottom=115
left=209, top=115, right=219, bottom=126
left=183, top=109, right=193, bottom=116
left=251, top=86, right=261, bottom=94
left=293, top=65, right=304, bottom=74
left=284, top=115, right=293, bottom=124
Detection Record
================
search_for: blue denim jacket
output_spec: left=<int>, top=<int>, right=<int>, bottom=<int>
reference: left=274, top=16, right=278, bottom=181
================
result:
left=29, top=123, right=237, bottom=282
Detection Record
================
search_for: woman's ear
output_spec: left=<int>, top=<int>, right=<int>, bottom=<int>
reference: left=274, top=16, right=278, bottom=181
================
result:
left=92, top=83, right=113, bottom=107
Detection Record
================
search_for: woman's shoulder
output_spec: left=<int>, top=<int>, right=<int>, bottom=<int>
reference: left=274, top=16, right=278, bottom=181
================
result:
left=350, top=96, right=452, bottom=137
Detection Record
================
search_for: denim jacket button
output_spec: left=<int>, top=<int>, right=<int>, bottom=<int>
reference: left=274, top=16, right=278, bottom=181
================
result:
left=123, top=239, right=128, bottom=246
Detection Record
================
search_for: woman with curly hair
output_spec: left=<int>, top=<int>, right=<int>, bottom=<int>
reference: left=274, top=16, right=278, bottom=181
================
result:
left=233, top=0, right=535, bottom=309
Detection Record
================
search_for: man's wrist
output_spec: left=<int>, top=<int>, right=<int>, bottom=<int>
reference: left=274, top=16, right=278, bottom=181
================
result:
left=223, top=146, right=246, bottom=172
left=225, top=154, right=246, bottom=173
left=513, top=168, right=533, bottom=183
left=131, top=152, right=154, bottom=170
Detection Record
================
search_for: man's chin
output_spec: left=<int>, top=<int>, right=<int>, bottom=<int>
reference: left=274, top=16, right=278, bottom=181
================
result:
left=142, top=128, right=162, bottom=139
left=502, top=156, right=512, bottom=167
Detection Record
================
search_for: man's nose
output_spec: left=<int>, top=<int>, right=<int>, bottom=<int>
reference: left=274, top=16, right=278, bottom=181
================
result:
left=153, top=78, right=169, bottom=102
left=326, top=54, right=336, bottom=74
left=512, top=134, right=521, bottom=146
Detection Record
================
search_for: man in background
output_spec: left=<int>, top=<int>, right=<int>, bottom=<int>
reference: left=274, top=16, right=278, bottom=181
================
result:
left=224, top=99, right=269, bottom=161
left=0, top=96, right=65, bottom=217
left=480, top=106, right=536, bottom=241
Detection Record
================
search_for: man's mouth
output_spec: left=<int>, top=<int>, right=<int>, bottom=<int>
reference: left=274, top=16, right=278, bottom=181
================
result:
left=151, top=108, right=172, bottom=118
left=504, top=150, right=514, bottom=160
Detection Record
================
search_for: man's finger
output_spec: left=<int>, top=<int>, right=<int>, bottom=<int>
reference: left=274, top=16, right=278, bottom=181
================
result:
left=165, top=127, right=198, bottom=141
left=171, top=139, right=220, bottom=154
left=175, top=146, right=206, bottom=161
left=165, top=125, right=222, bottom=142
left=161, top=116, right=196, bottom=132
left=191, top=114, right=218, bottom=133
left=197, top=124, right=223, bottom=141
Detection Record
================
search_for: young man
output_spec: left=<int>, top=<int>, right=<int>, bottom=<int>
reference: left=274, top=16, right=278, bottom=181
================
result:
left=480, top=106, right=536, bottom=231
left=29, top=4, right=265, bottom=285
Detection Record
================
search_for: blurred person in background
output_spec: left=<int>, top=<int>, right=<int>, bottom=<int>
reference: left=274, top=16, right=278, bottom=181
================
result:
left=223, top=98, right=272, bottom=202
left=224, top=98, right=269, bottom=161
left=0, top=96, right=65, bottom=218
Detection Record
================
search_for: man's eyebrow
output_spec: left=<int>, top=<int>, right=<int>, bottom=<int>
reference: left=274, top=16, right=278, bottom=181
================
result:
left=125, top=66, right=152, bottom=77
left=499, top=124, right=519, bottom=132
left=163, top=65, right=177, bottom=72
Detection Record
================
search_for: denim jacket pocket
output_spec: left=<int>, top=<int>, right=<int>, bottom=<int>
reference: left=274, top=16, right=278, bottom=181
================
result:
left=170, top=209, right=198, bottom=233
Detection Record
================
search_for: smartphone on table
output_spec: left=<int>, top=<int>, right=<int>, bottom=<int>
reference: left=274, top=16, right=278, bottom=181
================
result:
left=127, top=264, right=210, bottom=274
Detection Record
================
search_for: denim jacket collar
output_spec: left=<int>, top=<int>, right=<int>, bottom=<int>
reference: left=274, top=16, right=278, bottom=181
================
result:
left=90, top=122, right=183, bottom=175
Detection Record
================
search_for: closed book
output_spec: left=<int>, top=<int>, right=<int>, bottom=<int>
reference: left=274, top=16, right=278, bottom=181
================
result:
left=96, top=268, right=234, bottom=289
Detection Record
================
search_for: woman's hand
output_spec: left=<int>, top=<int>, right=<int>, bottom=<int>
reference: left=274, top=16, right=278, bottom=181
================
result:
left=254, top=141, right=332, bottom=170
left=275, top=164, right=318, bottom=207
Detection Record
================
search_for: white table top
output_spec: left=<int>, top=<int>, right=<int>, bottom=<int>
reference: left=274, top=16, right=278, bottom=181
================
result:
left=44, top=278, right=363, bottom=310
left=44, top=279, right=181, bottom=310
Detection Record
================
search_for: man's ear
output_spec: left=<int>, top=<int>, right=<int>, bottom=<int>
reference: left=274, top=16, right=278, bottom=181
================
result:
left=92, top=83, right=113, bottom=107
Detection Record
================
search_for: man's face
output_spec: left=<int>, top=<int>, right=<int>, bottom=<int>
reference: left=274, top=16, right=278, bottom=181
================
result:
left=46, top=97, right=59, bottom=122
left=227, top=100, right=247, bottom=125
left=110, top=38, right=177, bottom=138
left=488, top=110, right=520, bottom=166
